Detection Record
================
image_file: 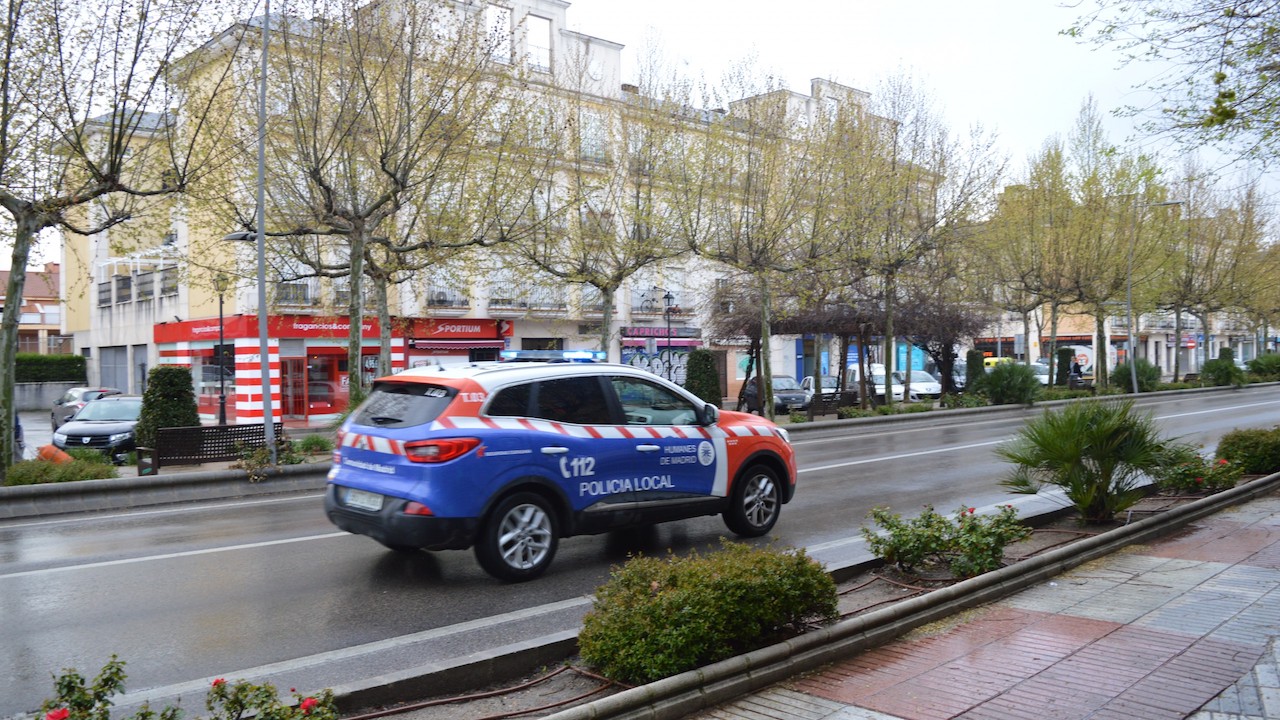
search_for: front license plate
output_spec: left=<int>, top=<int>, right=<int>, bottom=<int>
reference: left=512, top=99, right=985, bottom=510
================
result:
left=344, top=488, right=383, bottom=511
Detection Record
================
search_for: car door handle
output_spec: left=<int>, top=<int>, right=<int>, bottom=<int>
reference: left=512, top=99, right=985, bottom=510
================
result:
left=635, top=444, right=661, bottom=452
left=540, top=446, right=569, bottom=455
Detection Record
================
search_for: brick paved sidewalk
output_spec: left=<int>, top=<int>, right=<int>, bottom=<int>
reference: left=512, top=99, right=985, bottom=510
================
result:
left=696, top=491, right=1280, bottom=720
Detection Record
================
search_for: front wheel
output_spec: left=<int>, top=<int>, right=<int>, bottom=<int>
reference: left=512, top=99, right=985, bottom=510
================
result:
left=723, top=464, right=782, bottom=537
left=475, top=492, right=559, bottom=582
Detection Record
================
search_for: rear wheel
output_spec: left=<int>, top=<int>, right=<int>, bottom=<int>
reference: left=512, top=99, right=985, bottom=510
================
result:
left=475, top=492, right=559, bottom=582
left=723, top=464, right=782, bottom=537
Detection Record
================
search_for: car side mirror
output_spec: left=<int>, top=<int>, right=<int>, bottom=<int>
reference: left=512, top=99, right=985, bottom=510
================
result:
left=699, top=403, right=719, bottom=426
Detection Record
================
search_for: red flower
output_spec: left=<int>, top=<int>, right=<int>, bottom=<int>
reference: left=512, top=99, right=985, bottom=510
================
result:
left=1218, top=458, right=1229, bottom=465
left=46, top=708, right=70, bottom=720
left=299, top=697, right=319, bottom=715
left=968, top=508, right=976, bottom=514
left=212, top=678, right=226, bottom=688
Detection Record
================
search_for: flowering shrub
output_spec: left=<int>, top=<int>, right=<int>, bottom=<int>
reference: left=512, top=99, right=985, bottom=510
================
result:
left=38, top=655, right=336, bottom=720
left=1157, top=455, right=1243, bottom=494
left=862, top=504, right=1031, bottom=578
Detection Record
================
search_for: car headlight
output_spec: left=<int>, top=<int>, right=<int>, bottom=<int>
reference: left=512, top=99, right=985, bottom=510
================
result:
left=53, top=432, right=67, bottom=444
left=108, top=432, right=133, bottom=444
left=776, top=427, right=791, bottom=444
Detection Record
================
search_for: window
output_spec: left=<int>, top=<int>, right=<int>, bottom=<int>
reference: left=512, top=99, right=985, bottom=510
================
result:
left=611, top=377, right=698, bottom=426
left=277, top=282, right=311, bottom=306
left=485, top=4, right=511, bottom=64
left=532, top=377, right=612, bottom=425
left=136, top=272, right=154, bottom=300
left=486, top=383, right=532, bottom=417
left=160, top=268, right=179, bottom=296
left=114, top=275, right=133, bottom=303
left=524, top=14, right=551, bottom=72
left=580, top=109, right=607, bottom=162
left=98, top=282, right=112, bottom=307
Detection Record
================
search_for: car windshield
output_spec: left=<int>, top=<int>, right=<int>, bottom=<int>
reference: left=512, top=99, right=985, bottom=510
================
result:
left=811, top=376, right=838, bottom=388
left=75, top=399, right=141, bottom=422
left=772, top=377, right=801, bottom=390
left=353, top=381, right=456, bottom=428
left=871, top=373, right=888, bottom=385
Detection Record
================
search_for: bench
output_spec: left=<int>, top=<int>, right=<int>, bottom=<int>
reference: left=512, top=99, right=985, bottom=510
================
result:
left=810, top=391, right=858, bottom=416
left=136, top=422, right=284, bottom=475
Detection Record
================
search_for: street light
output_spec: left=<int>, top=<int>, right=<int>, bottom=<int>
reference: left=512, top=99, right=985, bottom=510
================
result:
left=1128, top=199, right=1184, bottom=395
left=213, top=274, right=230, bottom=425
left=661, top=289, right=675, bottom=380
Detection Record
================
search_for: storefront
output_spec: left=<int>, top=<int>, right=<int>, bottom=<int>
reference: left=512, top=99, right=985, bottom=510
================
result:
left=404, top=318, right=513, bottom=367
left=620, top=325, right=702, bottom=384
left=155, top=314, right=404, bottom=426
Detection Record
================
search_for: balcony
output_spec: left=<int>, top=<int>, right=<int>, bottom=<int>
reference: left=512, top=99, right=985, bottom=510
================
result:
left=425, top=288, right=470, bottom=317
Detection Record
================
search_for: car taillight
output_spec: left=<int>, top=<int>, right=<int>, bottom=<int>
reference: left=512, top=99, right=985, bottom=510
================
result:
left=403, top=437, right=481, bottom=463
left=403, top=502, right=434, bottom=516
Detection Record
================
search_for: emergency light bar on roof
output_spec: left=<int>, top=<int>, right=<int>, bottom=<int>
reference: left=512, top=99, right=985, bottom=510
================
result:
left=499, top=349, right=607, bottom=362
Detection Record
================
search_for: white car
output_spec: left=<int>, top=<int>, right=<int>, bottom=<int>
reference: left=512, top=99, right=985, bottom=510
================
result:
left=893, top=369, right=942, bottom=399
left=800, top=375, right=841, bottom=405
left=845, top=364, right=917, bottom=403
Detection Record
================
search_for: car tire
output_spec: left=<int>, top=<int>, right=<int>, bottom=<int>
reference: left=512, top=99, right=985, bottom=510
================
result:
left=474, top=492, right=559, bottom=582
left=723, top=463, right=782, bottom=537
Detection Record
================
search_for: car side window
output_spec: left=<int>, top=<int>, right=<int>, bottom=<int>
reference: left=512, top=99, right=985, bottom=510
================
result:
left=610, top=377, right=698, bottom=426
left=531, top=377, right=614, bottom=425
left=487, top=383, right=533, bottom=417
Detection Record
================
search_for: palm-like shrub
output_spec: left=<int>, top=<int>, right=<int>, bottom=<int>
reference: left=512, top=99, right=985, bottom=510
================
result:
left=977, top=362, right=1040, bottom=405
left=1246, top=353, right=1280, bottom=380
left=1109, top=358, right=1162, bottom=393
left=1203, top=348, right=1246, bottom=388
left=997, top=399, right=1168, bottom=523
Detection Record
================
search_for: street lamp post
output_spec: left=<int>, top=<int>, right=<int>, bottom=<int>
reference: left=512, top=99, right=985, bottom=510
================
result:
left=1128, top=199, right=1184, bottom=395
left=213, top=274, right=229, bottom=425
left=662, top=289, right=674, bottom=380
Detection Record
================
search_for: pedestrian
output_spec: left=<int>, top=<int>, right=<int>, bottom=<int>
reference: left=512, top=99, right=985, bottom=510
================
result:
left=1069, top=359, right=1083, bottom=388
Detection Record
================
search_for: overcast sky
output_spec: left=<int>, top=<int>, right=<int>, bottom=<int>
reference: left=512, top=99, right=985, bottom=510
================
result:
left=566, top=0, right=1166, bottom=171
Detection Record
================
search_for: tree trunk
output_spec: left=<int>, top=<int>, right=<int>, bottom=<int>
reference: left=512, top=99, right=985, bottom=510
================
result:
left=347, top=234, right=367, bottom=406
left=1094, top=311, right=1109, bottom=388
left=758, top=274, right=774, bottom=420
left=882, top=270, right=896, bottom=407
left=598, top=286, right=616, bottom=361
left=0, top=216, right=39, bottom=480
left=375, top=274, right=392, bottom=378
left=1173, top=308, right=1183, bottom=381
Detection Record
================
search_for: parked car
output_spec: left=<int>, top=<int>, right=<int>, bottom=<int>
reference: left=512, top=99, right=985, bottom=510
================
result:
left=846, top=364, right=916, bottom=403
left=1031, top=361, right=1052, bottom=386
left=743, top=375, right=809, bottom=414
left=893, top=369, right=943, bottom=400
left=800, top=375, right=841, bottom=405
left=51, top=386, right=123, bottom=430
left=937, top=362, right=967, bottom=392
left=52, top=394, right=143, bottom=463
left=325, top=350, right=797, bottom=581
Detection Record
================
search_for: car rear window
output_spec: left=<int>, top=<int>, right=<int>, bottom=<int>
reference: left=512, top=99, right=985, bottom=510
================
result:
left=352, top=381, right=456, bottom=428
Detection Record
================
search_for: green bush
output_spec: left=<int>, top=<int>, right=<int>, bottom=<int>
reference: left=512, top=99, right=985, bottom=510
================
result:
left=1156, top=381, right=1197, bottom=392
left=578, top=541, right=838, bottom=684
left=3, top=458, right=118, bottom=486
left=1202, top=348, right=1246, bottom=388
left=1215, top=426, right=1280, bottom=475
left=1151, top=442, right=1243, bottom=494
left=1109, top=358, right=1162, bottom=393
left=837, top=406, right=878, bottom=419
left=1246, top=353, right=1280, bottom=379
left=975, top=362, right=1040, bottom=405
left=964, top=350, right=985, bottom=390
left=295, top=434, right=335, bottom=454
left=1038, top=388, right=1095, bottom=402
left=862, top=504, right=1031, bottom=578
left=998, top=399, right=1168, bottom=523
left=135, top=366, right=200, bottom=449
left=15, top=353, right=87, bottom=383
left=682, top=348, right=722, bottom=406
left=940, top=392, right=986, bottom=408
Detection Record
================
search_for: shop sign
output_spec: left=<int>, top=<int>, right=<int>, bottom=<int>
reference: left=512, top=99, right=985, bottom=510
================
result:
left=620, top=326, right=702, bottom=339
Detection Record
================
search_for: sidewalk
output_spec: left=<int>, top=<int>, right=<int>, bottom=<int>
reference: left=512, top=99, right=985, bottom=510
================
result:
left=691, top=489, right=1280, bottom=720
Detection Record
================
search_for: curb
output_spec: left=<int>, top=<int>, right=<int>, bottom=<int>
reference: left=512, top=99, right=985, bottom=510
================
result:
left=0, top=462, right=331, bottom=519
left=531, top=471, right=1280, bottom=720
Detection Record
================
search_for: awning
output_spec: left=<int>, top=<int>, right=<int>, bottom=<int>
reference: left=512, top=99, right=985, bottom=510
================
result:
left=410, top=339, right=506, bottom=350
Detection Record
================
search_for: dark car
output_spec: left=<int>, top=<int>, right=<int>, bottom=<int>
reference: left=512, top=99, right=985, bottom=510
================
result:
left=51, top=386, right=123, bottom=430
left=52, top=394, right=143, bottom=463
left=742, top=375, right=809, bottom=414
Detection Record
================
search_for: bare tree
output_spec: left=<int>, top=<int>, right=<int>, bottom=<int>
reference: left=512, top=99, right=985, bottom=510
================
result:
left=0, top=0, right=250, bottom=476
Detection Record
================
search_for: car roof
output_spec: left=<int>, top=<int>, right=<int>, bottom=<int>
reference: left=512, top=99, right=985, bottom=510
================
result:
left=381, top=361, right=662, bottom=391
left=87, top=394, right=142, bottom=402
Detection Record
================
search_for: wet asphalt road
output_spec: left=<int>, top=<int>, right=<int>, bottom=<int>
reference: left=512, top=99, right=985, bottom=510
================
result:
left=2, top=388, right=1278, bottom=715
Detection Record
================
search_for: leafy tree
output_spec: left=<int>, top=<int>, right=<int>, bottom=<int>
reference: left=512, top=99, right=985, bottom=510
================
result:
left=998, top=400, right=1169, bottom=523
left=0, top=0, right=250, bottom=480
left=1069, top=0, right=1280, bottom=163
left=135, top=367, right=200, bottom=449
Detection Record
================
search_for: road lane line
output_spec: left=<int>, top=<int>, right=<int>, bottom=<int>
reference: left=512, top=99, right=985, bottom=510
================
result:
left=0, top=532, right=349, bottom=579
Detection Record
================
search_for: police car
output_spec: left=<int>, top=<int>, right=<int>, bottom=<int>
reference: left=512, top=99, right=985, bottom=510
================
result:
left=324, top=350, right=798, bottom=581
